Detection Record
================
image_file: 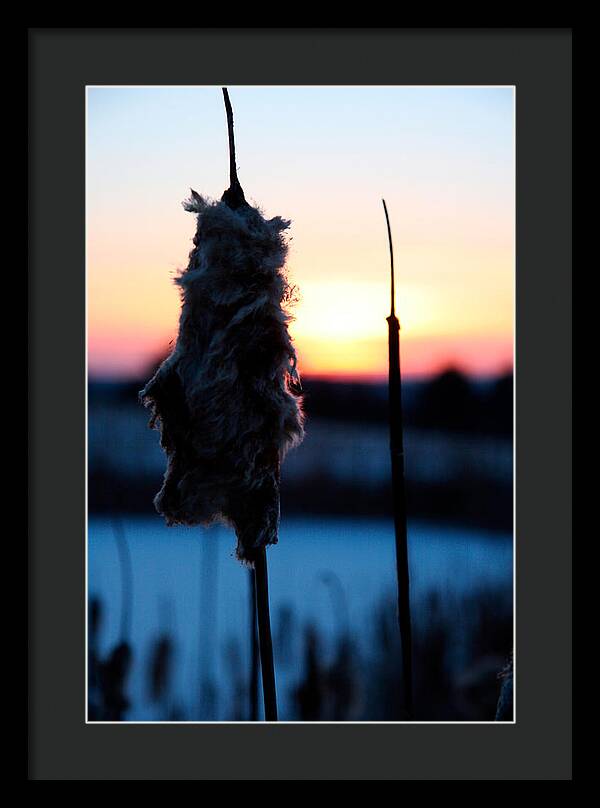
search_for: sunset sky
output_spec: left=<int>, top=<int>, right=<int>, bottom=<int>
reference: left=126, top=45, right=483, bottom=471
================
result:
left=87, top=86, right=514, bottom=381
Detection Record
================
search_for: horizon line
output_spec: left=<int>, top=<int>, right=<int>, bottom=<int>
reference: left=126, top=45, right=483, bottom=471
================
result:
left=88, top=366, right=513, bottom=386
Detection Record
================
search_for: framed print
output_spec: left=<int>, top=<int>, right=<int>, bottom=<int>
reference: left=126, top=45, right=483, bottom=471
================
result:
left=29, top=28, right=572, bottom=780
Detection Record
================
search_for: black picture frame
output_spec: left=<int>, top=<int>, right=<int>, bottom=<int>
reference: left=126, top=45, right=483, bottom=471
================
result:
left=28, top=28, right=572, bottom=780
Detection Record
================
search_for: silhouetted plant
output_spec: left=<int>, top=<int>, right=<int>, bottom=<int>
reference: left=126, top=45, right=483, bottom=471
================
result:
left=274, top=603, right=297, bottom=670
left=248, top=571, right=260, bottom=720
left=92, top=519, right=134, bottom=721
left=294, top=626, right=325, bottom=720
left=366, top=602, right=404, bottom=720
left=98, top=640, right=132, bottom=721
left=139, top=88, right=304, bottom=722
left=326, top=635, right=358, bottom=720
left=383, top=199, right=413, bottom=718
left=223, top=638, right=246, bottom=721
left=495, top=654, right=513, bottom=721
left=87, top=596, right=103, bottom=720
left=87, top=592, right=133, bottom=721
left=412, top=593, right=453, bottom=720
left=319, top=571, right=350, bottom=635
left=147, top=635, right=174, bottom=706
left=293, top=625, right=359, bottom=721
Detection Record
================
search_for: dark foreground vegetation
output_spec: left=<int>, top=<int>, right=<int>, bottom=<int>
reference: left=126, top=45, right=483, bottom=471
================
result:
left=88, top=367, right=513, bottom=722
left=88, top=583, right=512, bottom=722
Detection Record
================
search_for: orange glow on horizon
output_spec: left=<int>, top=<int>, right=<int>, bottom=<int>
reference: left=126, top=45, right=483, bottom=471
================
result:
left=87, top=87, right=514, bottom=382
left=87, top=268, right=513, bottom=380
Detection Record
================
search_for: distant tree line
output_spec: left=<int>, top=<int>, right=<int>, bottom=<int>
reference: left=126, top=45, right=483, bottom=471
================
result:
left=88, top=368, right=513, bottom=530
left=90, top=367, right=513, bottom=437
left=300, top=369, right=513, bottom=437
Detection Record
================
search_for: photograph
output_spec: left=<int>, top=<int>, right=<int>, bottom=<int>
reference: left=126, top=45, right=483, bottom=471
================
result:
left=86, top=85, right=515, bottom=723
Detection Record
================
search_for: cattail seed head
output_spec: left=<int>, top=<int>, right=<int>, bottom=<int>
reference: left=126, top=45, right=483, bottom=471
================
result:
left=141, top=194, right=304, bottom=562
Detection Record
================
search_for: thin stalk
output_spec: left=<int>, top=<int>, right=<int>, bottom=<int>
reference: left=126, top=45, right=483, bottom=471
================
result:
left=319, top=571, right=350, bottom=637
left=112, top=516, right=133, bottom=643
left=253, top=548, right=278, bottom=721
left=382, top=198, right=414, bottom=719
left=221, top=87, right=246, bottom=209
left=198, top=529, right=219, bottom=720
left=221, top=86, right=273, bottom=720
left=249, top=569, right=260, bottom=721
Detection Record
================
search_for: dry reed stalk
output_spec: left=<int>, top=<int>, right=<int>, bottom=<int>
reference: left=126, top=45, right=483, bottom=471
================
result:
left=249, top=568, right=260, bottom=721
left=253, top=547, right=277, bottom=721
left=383, top=199, right=414, bottom=719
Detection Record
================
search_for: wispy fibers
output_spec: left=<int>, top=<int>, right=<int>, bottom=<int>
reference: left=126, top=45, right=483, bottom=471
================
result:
left=140, top=88, right=303, bottom=721
left=382, top=199, right=414, bottom=719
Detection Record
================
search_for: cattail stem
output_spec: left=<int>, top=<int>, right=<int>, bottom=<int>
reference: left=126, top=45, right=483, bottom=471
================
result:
left=221, top=86, right=276, bottom=720
left=221, top=87, right=246, bottom=208
left=222, top=87, right=238, bottom=188
left=254, top=548, right=278, bottom=721
left=383, top=198, right=414, bottom=719
left=249, top=569, right=260, bottom=721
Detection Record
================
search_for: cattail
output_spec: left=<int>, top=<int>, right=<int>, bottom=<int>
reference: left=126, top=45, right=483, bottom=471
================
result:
left=141, top=92, right=303, bottom=563
left=383, top=199, right=414, bottom=719
left=141, top=88, right=303, bottom=720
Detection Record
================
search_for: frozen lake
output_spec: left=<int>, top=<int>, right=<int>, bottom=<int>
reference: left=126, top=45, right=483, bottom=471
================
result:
left=88, top=516, right=513, bottom=721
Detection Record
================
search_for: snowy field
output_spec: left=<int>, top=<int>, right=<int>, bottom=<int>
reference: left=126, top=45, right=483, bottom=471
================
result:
left=88, top=516, right=513, bottom=721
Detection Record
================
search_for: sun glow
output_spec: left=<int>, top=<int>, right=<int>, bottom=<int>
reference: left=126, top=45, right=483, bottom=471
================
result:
left=87, top=87, right=514, bottom=381
left=291, top=281, right=436, bottom=341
